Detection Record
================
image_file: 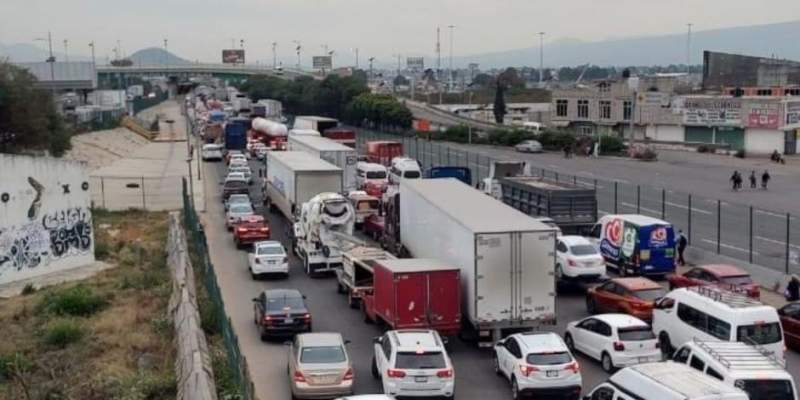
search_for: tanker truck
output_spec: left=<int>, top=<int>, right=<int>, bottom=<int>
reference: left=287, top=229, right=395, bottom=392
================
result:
left=291, top=192, right=358, bottom=276
left=250, top=117, right=288, bottom=150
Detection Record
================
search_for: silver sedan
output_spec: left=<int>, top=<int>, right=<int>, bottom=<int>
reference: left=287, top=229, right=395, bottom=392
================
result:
left=289, top=333, right=354, bottom=399
left=515, top=139, right=543, bottom=153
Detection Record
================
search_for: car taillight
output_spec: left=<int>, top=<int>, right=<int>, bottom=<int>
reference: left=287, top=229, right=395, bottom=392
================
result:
left=343, top=368, right=354, bottom=381
left=302, top=313, right=311, bottom=320
left=293, top=370, right=306, bottom=382
left=613, top=341, right=625, bottom=351
left=259, top=228, right=269, bottom=233
left=436, top=368, right=454, bottom=378
left=631, top=301, right=648, bottom=310
left=519, top=364, right=539, bottom=377
left=264, top=315, right=275, bottom=324
left=567, top=258, right=577, bottom=267
left=387, top=369, right=406, bottom=378
left=563, top=362, right=580, bottom=373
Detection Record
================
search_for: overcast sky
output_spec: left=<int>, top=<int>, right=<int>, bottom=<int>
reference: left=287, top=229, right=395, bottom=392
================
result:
left=1, top=0, right=798, bottom=65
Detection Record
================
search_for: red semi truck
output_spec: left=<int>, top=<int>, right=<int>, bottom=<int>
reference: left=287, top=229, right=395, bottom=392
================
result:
left=365, top=141, right=403, bottom=166
left=361, top=258, right=461, bottom=336
left=322, top=127, right=356, bottom=148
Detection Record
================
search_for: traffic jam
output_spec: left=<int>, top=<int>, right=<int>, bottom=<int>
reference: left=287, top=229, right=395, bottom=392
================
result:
left=194, top=86, right=798, bottom=400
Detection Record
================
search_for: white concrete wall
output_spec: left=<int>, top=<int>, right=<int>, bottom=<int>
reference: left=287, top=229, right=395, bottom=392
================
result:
left=0, top=154, right=95, bottom=285
left=744, top=129, right=784, bottom=155
left=646, top=125, right=684, bottom=142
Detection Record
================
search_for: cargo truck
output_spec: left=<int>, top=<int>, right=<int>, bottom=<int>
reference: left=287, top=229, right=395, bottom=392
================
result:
left=263, top=151, right=343, bottom=222
left=400, top=179, right=557, bottom=346
left=499, top=176, right=597, bottom=234
left=426, top=166, right=472, bottom=185
left=294, top=115, right=339, bottom=132
left=365, top=141, right=403, bottom=166
left=288, top=135, right=358, bottom=191
left=223, top=118, right=248, bottom=152
left=336, top=246, right=396, bottom=308
left=480, top=160, right=530, bottom=199
left=292, top=192, right=356, bottom=275
left=321, top=127, right=356, bottom=148
left=251, top=117, right=288, bottom=150
left=361, top=258, right=461, bottom=337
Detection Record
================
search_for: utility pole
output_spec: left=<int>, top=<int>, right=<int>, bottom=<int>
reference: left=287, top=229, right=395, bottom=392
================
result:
left=272, top=42, right=277, bottom=69
left=63, top=39, right=69, bottom=62
left=329, top=50, right=335, bottom=70
left=448, top=25, right=455, bottom=91
left=436, top=27, right=441, bottom=80
left=34, top=32, right=56, bottom=97
left=368, top=57, right=375, bottom=80
left=538, top=32, right=545, bottom=86
left=163, top=38, right=168, bottom=66
left=88, top=42, right=96, bottom=67
left=293, top=40, right=302, bottom=70
left=354, top=48, right=359, bottom=68
left=686, top=23, right=693, bottom=73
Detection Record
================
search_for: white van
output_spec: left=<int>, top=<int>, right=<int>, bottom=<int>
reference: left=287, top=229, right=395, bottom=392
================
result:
left=672, top=340, right=797, bottom=400
left=583, top=362, right=749, bottom=400
left=652, top=286, right=785, bottom=361
left=388, top=157, right=421, bottom=184
left=356, top=162, right=388, bottom=189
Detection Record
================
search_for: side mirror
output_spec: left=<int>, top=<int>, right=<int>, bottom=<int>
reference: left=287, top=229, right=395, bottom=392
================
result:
left=344, top=339, right=352, bottom=345
left=372, top=336, right=381, bottom=344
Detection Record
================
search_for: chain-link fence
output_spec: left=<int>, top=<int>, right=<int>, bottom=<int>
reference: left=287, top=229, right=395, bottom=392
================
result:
left=355, top=128, right=800, bottom=275
left=182, top=178, right=257, bottom=400
left=90, top=175, right=183, bottom=211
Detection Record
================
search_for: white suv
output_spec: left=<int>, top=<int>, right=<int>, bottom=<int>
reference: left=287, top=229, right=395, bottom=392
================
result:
left=493, top=332, right=582, bottom=400
left=556, top=235, right=606, bottom=282
left=371, top=330, right=455, bottom=399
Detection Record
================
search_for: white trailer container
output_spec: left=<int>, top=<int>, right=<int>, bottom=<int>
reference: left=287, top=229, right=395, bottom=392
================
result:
left=288, top=135, right=358, bottom=191
left=294, top=116, right=339, bottom=132
left=400, top=178, right=557, bottom=346
left=264, top=151, right=343, bottom=221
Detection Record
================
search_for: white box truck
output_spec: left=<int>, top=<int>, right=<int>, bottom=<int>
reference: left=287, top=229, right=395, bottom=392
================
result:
left=400, top=178, right=557, bottom=346
left=288, top=135, right=358, bottom=191
left=264, top=151, right=343, bottom=221
left=294, top=115, right=339, bottom=132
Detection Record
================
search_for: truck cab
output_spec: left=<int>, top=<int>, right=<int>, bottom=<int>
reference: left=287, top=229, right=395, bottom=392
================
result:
left=480, top=160, right=530, bottom=199
left=388, top=157, right=422, bottom=184
left=347, top=191, right=381, bottom=227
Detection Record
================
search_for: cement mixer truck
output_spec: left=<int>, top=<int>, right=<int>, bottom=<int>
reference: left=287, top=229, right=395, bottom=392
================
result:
left=291, top=192, right=359, bottom=276
left=250, top=117, right=288, bottom=150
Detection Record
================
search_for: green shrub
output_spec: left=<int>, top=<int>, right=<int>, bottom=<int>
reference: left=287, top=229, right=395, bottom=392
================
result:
left=538, top=130, right=576, bottom=150
left=599, top=135, right=625, bottom=155
left=43, top=320, right=85, bottom=348
left=21, top=283, right=37, bottom=295
left=39, top=285, right=108, bottom=317
left=0, top=353, right=32, bottom=380
left=94, top=240, right=111, bottom=261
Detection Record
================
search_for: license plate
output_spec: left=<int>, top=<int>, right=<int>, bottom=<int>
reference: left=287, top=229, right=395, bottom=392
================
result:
left=267, top=260, right=276, bottom=264
left=638, top=357, right=648, bottom=363
left=414, top=376, right=428, bottom=383
left=546, top=370, right=558, bottom=377
left=284, top=318, right=294, bottom=324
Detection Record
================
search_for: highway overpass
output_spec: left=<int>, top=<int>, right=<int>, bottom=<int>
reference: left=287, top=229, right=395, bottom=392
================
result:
left=97, top=63, right=311, bottom=84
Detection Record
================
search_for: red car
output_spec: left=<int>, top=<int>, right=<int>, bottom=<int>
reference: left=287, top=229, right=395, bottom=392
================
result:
left=586, top=277, right=666, bottom=322
left=233, top=215, right=270, bottom=248
left=667, top=264, right=759, bottom=299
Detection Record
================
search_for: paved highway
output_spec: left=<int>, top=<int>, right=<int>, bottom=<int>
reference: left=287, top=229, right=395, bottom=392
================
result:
left=199, top=154, right=800, bottom=400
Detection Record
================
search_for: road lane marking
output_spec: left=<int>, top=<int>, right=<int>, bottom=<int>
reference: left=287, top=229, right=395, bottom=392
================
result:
left=621, top=202, right=661, bottom=215
left=665, top=201, right=712, bottom=215
left=700, top=239, right=760, bottom=255
left=755, top=236, right=800, bottom=249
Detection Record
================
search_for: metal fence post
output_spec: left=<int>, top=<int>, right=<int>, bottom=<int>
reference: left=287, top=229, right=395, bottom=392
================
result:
left=415, top=137, right=419, bottom=161
left=573, top=175, right=577, bottom=185
left=555, top=172, right=559, bottom=183
left=636, top=185, right=641, bottom=214
left=687, top=194, right=692, bottom=245
left=661, top=188, right=666, bottom=219
left=716, top=199, right=721, bottom=254
left=787, top=213, right=792, bottom=274
left=447, top=147, right=451, bottom=165
left=594, top=179, right=597, bottom=190
left=749, top=206, right=754, bottom=264
left=100, top=177, right=106, bottom=209
left=141, top=176, right=147, bottom=210
left=614, top=181, right=619, bottom=214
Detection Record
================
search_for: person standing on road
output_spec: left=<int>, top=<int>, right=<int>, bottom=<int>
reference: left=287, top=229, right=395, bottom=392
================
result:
left=677, top=230, right=688, bottom=266
left=730, top=171, right=741, bottom=191
left=785, top=275, right=800, bottom=302
left=761, top=170, right=771, bottom=190
left=749, top=171, right=757, bottom=189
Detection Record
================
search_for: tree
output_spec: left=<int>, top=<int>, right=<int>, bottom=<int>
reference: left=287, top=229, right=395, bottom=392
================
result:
left=497, top=67, right=525, bottom=89
left=471, top=73, right=494, bottom=87
left=0, top=62, right=72, bottom=156
left=493, top=84, right=507, bottom=124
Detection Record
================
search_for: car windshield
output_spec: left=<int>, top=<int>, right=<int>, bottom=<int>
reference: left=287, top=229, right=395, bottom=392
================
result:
left=357, top=200, right=380, bottom=211
left=257, top=245, right=283, bottom=256
left=526, top=352, right=571, bottom=365
left=570, top=245, right=598, bottom=256
left=266, top=296, right=305, bottom=311
left=737, top=379, right=794, bottom=400
left=229, top=196, right=249, bottom=204
left=300, top=346, right=346, bottom=364
left=633, top=288, right=666, bottom=301
left=721, top=275, right=753, bottom=285
left=230, top=204, right=253, bottom=214
left=225, top=181, right=247, bottom=189
left=366, top=171, right=387, bottom=179
left=395, top=352, right=446, bottom=369
left=737, top=322, right=782, bottom=345
left=618, top=326, right=656, bottom=341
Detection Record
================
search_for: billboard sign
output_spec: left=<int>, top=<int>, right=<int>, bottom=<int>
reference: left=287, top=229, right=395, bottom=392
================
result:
left=406, top=57, right=424, bottom=70
left=746, top=103, right=780, bottom=129
left=312, top=56, right=332, bottom=69
left=786, top=101, right=800, bottom=126
left=222, top=49, right=245, bottom=64
left=682, top=98, right=742, bottom=126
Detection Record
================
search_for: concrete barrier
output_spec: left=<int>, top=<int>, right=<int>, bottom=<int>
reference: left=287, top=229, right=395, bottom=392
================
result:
left=121, top=116, right=158, bottom=140
left=167, top=212, right=218, bottom=400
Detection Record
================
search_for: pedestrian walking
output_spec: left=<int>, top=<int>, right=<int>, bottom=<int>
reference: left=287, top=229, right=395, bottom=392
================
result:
left=785, top=275, right=800, bottom=302
left=563, top=143, right=571, bottom=158
left=761, top=170, right=771, bottom=190
left=749, top=170, right=757, bottom=189
left=730, top=171, right=741, bottom=191
left=677, top=230, right=688, bottom=266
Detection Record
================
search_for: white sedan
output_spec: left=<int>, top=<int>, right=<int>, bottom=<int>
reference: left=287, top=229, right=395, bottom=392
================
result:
left=515, top=140, right=543, bottom=153
left=556, top=235, right=606, bottom=282
left=564, top=314, right=661, bottom=373
left=248, top=241, right=288, bottom=278
left=225, top=203, right=254, bottom=230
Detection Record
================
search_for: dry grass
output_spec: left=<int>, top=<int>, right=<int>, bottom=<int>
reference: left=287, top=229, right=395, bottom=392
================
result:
left=0, top=210, right=176, bottom=400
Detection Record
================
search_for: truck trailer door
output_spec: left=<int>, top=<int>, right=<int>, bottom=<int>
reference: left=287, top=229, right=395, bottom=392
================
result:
left=475, top=233, right=513, bottom=324
left=516, top=231, right=556, bottom=322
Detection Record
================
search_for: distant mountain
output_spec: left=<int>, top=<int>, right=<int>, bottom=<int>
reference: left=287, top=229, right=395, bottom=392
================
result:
left=454, top=20, right=800, bottom=68
left=0, top=43, right=89, bottom=62
left=128, top=47, right=190, bottom=65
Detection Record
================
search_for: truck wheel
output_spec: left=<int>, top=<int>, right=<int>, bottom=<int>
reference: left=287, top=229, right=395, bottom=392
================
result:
left=348, top=293, right=358, bottom=309
left=371, top=356, right=380, bottom=379
left=336, top=282, right=345, bottom=294
left=659, top=332, right=674, bottom=358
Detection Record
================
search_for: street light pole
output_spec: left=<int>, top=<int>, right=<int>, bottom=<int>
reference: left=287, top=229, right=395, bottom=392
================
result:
left=538, top=32, right=545, bottom=86
left=88, top=42, right=96, bottom=67
left=63, top=39, right=69, bottom=62
left=448, top=25, right=455, bottom=91
left=686, top=23, right=693, bottom=73
left=272, top=42, right=277, bottom=69
left=163, top=38, right=168, bottom=66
